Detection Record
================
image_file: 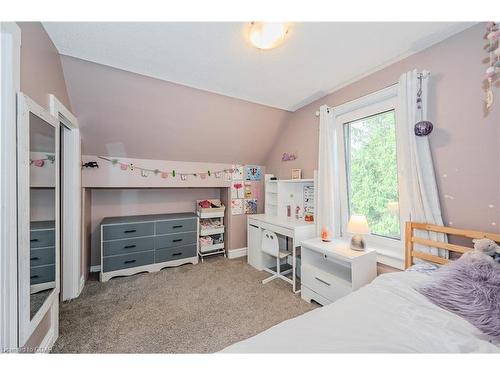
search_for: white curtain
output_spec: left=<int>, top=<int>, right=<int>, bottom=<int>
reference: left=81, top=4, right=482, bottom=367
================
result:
left=316, top=105, right=341, bottom=237
left=397, top=70, right=447, bottom=258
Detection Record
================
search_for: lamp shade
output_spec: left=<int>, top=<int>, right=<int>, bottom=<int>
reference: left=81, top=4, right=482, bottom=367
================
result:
left=347, top=215, right=370, bottom=235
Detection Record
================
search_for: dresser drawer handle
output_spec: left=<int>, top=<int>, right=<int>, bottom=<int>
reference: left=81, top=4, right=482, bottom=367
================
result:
left=172, top=225, right=183, bottom=229
left=30, top=256, right=40, bottom=261
left=315, top=277, right=331, bottom=287
left=30, top=275, right=39, bottom=279
left=124, top=259, right=137, bottom=264
left=124, top=245, right=136, bottom=249
left=30, top=239, right=39, bottom=242
left=173, top=239, right=183, bottom=243
left=124, top=229, right=137, bottom=233
left=172, top=252, right=182, bottom=257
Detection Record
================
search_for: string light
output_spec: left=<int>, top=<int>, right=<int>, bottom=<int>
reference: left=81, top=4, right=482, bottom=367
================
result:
left=97, top=156, right=238, bottom=180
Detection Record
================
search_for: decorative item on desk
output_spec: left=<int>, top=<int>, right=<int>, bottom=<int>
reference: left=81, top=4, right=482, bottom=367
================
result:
left=286, top=205, right=291, bottom=218
left=295, top=205, right=302, bottom=220
left=347, top=215, right=370, bottom=251
left=304, top=213, right=314, bottom=222
left=321, top=227, right=331, bottom=242
left=291, top=168, right=302, bottom=180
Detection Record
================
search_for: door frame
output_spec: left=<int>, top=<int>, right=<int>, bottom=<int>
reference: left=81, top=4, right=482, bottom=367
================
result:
left=49, top=94, right=82, bottom=301
left=0, top=21, right=21, bottom=352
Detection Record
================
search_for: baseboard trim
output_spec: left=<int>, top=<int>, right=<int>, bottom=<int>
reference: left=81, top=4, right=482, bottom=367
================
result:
left=227, top=247, right=247, bottom=259
left=90, top=265, right=101, bottom=273
left=78, top=275, right=85, bottom=294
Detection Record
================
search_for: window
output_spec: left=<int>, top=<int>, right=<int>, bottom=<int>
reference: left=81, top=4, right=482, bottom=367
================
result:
left=335, top=86, right=408, bottom=262
left=344, top=110, right=400, bottom=240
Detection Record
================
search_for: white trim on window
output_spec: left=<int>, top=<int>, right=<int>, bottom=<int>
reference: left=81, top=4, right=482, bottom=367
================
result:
left=333, top=85, right=408, bottom=268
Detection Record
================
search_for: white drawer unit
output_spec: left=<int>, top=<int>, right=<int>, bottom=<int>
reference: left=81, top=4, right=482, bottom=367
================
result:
left=300, top=238, right=377, bottom=305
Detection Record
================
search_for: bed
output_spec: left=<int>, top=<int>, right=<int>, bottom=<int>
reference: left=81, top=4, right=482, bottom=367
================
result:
left=222, top=222, right=500, bottom=353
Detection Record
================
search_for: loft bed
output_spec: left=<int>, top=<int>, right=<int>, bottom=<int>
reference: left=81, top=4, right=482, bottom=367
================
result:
left=222, top=222, right=500, bottom=353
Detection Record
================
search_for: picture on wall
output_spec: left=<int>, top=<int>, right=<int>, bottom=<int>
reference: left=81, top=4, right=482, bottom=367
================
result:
left=231, top=199, right=243, bottom=215
left=244, top=199, right=257, bottom=214
left=231, top=181, right=244, bottom=199
left=245, top=165, right=262, bottom=181
left=232, top=166, right=244, bottom=180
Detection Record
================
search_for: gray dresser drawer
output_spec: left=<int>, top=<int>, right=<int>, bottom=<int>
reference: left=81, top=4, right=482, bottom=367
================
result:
left=102, top=222, right=154, bottom=241
left=156, top=219, right=196, bottom=235
left=30, top=229, right=55, bottom=249
left=155, top=231, right=197, bottom=249
left=102, top=250, right=154, bottom=272
left=103, top=236, right=154, bottom=257
left=155, top=244, right=197, bottom=263
left=30, top=265, right=55, bottom=285
left=30, top=247, right=55, bottom=267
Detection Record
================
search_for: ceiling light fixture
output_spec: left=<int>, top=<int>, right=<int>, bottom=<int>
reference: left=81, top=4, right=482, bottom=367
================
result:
left=248, top=22, right=289, bottom=50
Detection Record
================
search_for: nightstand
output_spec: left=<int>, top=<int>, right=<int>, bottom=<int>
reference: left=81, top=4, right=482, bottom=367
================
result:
left=300, top=238, right=377, bottom=305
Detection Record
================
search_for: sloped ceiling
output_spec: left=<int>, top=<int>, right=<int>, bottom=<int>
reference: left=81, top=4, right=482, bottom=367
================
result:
left=61, top=56, right=290, bottom=164
left=44, top=22, right=474, bottom=111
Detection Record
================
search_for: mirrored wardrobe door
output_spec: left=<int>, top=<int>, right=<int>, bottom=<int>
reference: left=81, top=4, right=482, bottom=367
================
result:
left=17, top=93, right=60, bottom=346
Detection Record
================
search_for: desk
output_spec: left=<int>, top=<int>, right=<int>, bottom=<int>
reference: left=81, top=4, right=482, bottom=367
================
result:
left=247, top=214, right=316, bottom=293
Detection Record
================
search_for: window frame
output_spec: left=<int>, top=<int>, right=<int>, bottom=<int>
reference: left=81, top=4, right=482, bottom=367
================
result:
left=333, top=85, right=409, bottom=267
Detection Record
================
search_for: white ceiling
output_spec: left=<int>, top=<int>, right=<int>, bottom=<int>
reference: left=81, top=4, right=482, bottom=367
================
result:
left=43, top=22, right=474, bottom=111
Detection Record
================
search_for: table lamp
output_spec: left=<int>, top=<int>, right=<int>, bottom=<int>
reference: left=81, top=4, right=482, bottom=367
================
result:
left=347, top=215, right=370, bottom=251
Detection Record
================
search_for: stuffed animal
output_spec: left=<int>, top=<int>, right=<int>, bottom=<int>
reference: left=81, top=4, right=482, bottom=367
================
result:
left=472, top=238, right=500, bottom=262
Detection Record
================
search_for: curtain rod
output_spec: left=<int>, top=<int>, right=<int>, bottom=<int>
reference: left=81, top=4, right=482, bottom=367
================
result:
left=315, top=71, right=430, bottom=117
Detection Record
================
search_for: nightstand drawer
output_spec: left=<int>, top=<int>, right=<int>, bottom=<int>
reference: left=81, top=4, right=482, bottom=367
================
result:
left=302, top=264, right=352, bottom=302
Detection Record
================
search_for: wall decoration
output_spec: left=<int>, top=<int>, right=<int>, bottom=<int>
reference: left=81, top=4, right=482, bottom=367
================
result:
left=244, top=182, right=253, bottom=198
left=485, top=22, right=499, bottom=110
left=291, top=168, right=302, bottom=180
left=231, top=181, right=244, bottom=199
left=244, top=199, right=257, bottom=214
left=232, top=166, right=244, bottom=180
left=98, top=156, right=239, bottom=182
left=303, top=185, right=314, bottom=214
left=231, top=199, right=243, bottom=215
left=245, top=165, right=262, bottom=181
left=282, top=152, right=297, bottom=162
left=30, top=154, right=55, bottom=167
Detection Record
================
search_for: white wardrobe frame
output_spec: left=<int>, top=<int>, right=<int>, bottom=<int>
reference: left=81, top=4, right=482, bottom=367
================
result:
left=0, top=21, right=21, bottom=352
left=49, top=95, right=82, bottom=301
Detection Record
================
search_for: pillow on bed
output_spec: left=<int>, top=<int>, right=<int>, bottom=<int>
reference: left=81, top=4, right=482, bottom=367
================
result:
left=406, top=261, right=440, bottom=274
left=418, top=252, right=500, bottom=339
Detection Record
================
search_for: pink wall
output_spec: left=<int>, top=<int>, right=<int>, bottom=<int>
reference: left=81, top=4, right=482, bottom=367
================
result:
left=265, top=23, right=500, bottom=235
left=60, top=55, right=291, bottom=165
left=17, top=22, right=71, bottom=111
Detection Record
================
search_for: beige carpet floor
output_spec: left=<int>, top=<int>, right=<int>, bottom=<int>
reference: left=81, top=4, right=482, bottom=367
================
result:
left=51, top=257, right=316, bottom=353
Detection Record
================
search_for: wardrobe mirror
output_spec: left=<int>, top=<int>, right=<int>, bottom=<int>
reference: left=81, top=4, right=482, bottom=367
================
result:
left=29, top=112, right=57, bottom=318
left=17, top=93, right=60, bottom=345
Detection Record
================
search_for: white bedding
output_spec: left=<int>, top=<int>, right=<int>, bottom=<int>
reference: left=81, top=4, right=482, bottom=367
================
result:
left=222, top=271, right=500, bottom=353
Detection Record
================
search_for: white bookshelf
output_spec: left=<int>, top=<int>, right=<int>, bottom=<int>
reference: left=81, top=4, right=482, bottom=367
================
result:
left=264, top=173, right=316, bottom=220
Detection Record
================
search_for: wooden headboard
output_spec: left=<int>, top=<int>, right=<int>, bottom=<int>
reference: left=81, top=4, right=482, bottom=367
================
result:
left=404, top=222, right=500, bottom=269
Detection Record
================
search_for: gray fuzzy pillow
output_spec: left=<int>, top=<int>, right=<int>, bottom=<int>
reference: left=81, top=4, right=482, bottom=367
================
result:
left=418, top=252, right=500, bottom=339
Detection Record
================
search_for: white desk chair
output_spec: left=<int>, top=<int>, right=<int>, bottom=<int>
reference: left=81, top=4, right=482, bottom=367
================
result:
left=261, top=230, right=293, bottom=285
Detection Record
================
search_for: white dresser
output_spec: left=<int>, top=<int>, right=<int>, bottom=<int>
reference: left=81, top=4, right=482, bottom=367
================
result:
left=300, top=238, right=377, bottom=305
